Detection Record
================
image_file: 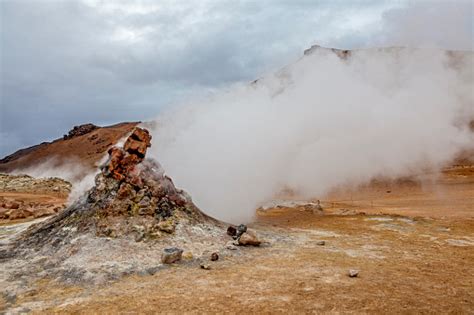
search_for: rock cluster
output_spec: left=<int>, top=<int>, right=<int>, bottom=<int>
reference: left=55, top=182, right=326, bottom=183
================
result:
left=63, top=123, right=99, bottom=140
left=227, top=224, right=261, bottom=246
left=85, top=127, right=200, bottom=238
left=105, top=128, right=152, bottom=181
left=0, top=174, right=71, bottom=195
left=0, top=199, right=64, bottom=220
left=0, top=174, right=70, bottom=221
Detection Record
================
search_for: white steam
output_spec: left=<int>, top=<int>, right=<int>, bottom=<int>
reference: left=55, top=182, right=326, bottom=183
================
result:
left=10, top=158, right=100, bottom=203
left=149, top=47, right=474, bottom=223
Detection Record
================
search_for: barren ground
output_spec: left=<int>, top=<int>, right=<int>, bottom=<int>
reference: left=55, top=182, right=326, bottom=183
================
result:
left=1, top=166, right=473, bottom=314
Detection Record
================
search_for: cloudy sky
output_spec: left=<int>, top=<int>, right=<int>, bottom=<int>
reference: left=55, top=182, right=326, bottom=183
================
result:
left=0, top=0, right=472, bottom=157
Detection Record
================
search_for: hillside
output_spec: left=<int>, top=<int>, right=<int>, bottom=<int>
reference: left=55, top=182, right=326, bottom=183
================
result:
left=0, top=122, right=139, bottom=173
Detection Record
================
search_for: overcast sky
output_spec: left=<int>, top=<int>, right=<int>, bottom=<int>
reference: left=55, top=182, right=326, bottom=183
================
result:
left=0, top=0, right=472, bottom=157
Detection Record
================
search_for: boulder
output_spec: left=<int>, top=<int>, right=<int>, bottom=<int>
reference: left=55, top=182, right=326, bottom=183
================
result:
left=227, top=226, right=237, bottom=237
left=238, top=230, right=261, bottom=246
left=161, top=247, right=183, bottom=264
left=123, top=128, right=151, bottom=157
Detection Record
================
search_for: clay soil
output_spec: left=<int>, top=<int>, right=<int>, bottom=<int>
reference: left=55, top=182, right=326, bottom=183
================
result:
left=2, top=166, right=474, bottom=314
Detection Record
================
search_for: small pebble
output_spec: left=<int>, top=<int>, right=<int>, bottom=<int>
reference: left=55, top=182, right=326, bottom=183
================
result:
left=200, top=263, right=211, bottom=270
left=226, top=244, right=238, bottom=250
left=210, top=252, right=219, bottom=261
left=348, top=269, right=359, bottom=277
left=316, top=240, right=325, bottom=246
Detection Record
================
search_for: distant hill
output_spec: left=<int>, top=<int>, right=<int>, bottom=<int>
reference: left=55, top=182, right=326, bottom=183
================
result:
left=0, top=122, right=139, bottom=173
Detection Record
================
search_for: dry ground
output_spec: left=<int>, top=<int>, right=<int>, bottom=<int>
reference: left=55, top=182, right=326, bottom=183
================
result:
left=1, top=166, right=474, bottom=314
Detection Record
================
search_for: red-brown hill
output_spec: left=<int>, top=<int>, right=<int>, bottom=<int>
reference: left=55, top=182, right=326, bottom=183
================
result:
left=0, top=122, right=139, bottom=173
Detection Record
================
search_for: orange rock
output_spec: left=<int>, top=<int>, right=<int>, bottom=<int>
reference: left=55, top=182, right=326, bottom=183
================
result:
left=103, top=128, right=152, bottom=184
left=131, top=127, right=152, bottom=144
left=124, top=138, right=148, bottom=157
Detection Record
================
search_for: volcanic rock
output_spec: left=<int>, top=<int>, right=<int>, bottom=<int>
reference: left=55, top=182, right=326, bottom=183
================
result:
left=227, top=224, right=247, bottom=240
left=210, top=252, right=219, bottom=261
left=161, top=247, right=183, bottom=264
left=227, top=225, right=237, bottom=237
left=63, top=123, right=98, bottom=140
left=236, top=224, right=247, bottom=238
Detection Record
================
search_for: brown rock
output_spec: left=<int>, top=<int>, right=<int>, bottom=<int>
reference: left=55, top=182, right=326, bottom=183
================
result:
left=0, top=208, right=10, bottom=219
left=157, top=220, right=176, bottom=233
left=120, top=154, right=142, bottom=169
left=7, top=202, right=20, bottom=210
left=161, top=247, right=183, bottom=264
left=107, top=147, right=125, bottom=180
left=7, top=209, right=33, bottom=220
left=117, top=183, right=136, bottom=200
left=238, top=230, right=261, bottom=246
left=227, top=225, right=237, bottom=237
left=210, top=252, right=219, bottom=261
left=123, top=128, right=151, bottom=157
left=131, top=127, right=152, bottom=144
left=103, top=128, right=153, bottom=183
left=53, top=206, right=64, bottom=213
left=124, top=138, right=148, bottom=157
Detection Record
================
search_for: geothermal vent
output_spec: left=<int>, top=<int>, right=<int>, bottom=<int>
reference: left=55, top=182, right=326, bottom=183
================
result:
left=11, top=127, right=220, bottom=252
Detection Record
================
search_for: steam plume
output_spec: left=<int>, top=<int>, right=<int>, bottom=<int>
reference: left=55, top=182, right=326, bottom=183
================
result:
left=149, top=47, right=474, bottom=223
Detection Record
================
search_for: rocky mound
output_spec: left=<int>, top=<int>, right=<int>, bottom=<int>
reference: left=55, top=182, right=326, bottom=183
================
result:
left=63, top=123, right=98, bottom=140
left=12, top=127, right=216, bottom=250
left=0, top=127, right=236, bottom=292
left=0, top=174, right=71, bottom=196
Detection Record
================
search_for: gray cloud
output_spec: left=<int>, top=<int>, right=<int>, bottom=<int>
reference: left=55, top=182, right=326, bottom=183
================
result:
left=0, top=0, right=472, bottom=156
